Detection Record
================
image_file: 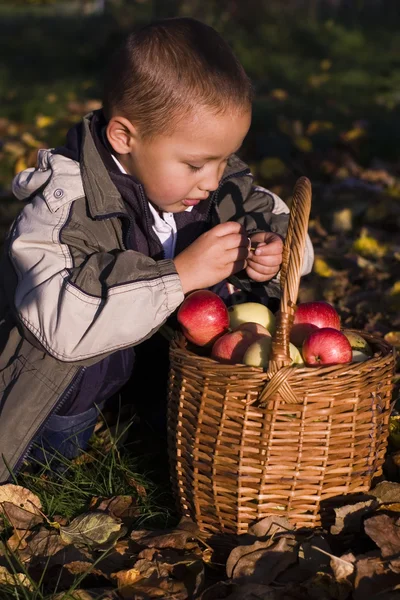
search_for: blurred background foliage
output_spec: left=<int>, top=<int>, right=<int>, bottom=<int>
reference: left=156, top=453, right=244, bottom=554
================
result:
left=0, top=0, right=400, bottom=347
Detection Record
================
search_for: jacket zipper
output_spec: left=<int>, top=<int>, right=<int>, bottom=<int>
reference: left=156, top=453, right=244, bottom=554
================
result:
left=13, top=367, right=86, bottom=475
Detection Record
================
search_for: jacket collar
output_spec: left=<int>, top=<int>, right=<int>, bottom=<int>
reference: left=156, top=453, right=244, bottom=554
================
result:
left=80, top=112, right=130, bottom=219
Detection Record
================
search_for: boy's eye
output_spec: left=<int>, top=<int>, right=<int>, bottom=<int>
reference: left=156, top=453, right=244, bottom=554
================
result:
left=187, top=164, right=204, bottom=172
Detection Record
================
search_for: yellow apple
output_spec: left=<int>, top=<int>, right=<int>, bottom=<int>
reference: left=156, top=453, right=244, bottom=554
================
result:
left=343, top=331, right=373, bottom=356
left=290, top=343, right=304, bottom=365
left=228, top=303, right=275, bottom=333
left=352, top=349, right=369, bottom=363
left=243, top=336, right=273, bottom=368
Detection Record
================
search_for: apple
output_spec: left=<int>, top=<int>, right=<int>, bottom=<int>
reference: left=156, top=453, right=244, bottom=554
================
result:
left=177, top=290, right=229, bottom=346
left=228, top=302, right=275, bottom=333
left=290, top=301, right=341, bottom=347
left=302, top=328, right=352, bottom=366
left=352, top=350, right=369, bottom=363
left=243, top=336, right=273, bottom=368
left=290, top=343, right=304, bottom=365
left=211, top=329, right=260, bottom=364
left=243, top=339, right=303, bottom=369
left=343, top=331, right=373, bottom=357
left=233, top=322, right=272, bottom=338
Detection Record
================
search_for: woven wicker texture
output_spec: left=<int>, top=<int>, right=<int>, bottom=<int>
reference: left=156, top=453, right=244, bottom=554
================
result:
left=167, top=177, right=396, bottom=534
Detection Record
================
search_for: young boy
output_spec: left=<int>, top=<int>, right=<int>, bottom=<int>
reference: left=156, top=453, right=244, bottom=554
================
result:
left=0, top=17, right=313, bottom=480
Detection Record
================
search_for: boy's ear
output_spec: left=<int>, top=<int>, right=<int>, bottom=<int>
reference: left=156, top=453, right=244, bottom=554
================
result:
left=106, top=116, right=139, bottom=155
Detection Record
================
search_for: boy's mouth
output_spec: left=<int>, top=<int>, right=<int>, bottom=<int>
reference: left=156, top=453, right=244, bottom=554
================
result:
left=182, top=198, right=203, bottom=207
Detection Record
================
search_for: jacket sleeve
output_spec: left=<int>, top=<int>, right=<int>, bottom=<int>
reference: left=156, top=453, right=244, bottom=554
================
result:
left=8, top=193, right=184, bottom=363
left=215, top=180, right=314, bottom=298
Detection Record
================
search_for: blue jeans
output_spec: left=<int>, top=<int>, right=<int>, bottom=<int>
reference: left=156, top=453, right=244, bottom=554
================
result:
left=29, top=402, right=102, bottom=469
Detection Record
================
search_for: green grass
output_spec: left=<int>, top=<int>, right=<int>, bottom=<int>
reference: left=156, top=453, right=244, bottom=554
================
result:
left=11, top=414, right=175, bottom=527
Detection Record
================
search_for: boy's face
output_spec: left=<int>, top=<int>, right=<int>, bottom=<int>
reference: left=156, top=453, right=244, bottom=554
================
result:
left=109, top=106, right=251, bottom=213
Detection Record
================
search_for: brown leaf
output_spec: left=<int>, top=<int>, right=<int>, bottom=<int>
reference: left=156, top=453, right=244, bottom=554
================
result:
left=364, top=514, right=400, bottom=557
left=330, top=553, right=355, bottom=582
left=226, top=535, right=298, bottom=584
left=370, top=481, right=400, bottom=504
left=1, top=500, right=43, bottom=530
left=0, top=565, right=33, bottom=590
left=0, top=484, right=42, bottom=512
left=130, top=517, right=199, bottom=550
left=112, top=567, right=143, bottom=588
left=64, top=561, right=105, bottom=577
left=90, top=495, right=140, bottom=522
left=353, top=553, right=400, bottom=600
left=247, top=516, right=293, bottom=539
left=331, top=498, right=378, bottom=535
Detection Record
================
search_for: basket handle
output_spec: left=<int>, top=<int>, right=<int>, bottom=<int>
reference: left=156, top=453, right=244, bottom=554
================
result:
left=255, top=176, right=312, bottom=405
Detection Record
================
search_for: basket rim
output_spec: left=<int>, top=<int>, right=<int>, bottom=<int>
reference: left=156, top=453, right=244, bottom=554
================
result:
left=170, top=329, right=396, bottom=376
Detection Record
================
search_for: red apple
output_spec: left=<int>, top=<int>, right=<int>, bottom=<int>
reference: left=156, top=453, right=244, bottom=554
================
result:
left=177, top=290, right=229, bottom=346
left=290, top=301, right=340, bottom=347
left=233, top=322, right=272, bottom=338
left=211, top=329, right=258, bottom=364
left=302, top=328, right=352, bottom=366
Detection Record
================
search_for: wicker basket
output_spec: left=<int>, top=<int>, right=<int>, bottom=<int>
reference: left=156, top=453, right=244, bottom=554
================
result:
left=167, top=177, right=396, bottom=534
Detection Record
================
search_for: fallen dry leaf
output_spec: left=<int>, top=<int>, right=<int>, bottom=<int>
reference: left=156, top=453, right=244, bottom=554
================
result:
left=90, top=495, right=140, bottom=522
left=330, top=498, right=378, bottom=535
left=226, top=535, right=298, bottom=584
left=130, top=517, right=199, bottom=550
left=364, top=514, right=400, bottom=557
left=0, top=484, right=42, bottom=512
left=59, top=511, right=123, bottom=549
left=0, top=565, right=33, bottom=590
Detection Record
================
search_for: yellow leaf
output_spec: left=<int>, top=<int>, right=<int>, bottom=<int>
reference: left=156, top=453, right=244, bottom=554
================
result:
left=112, top=568, right=142, bottom=588
left=389, top=282, right=400, bottom=297
left=7, top=123, right=18, bottom=135
left=258, top=157, right=287, bottom=180
left=320, top=59, right=332, bottom=71
left=308, top=73, right=330, bottom=88
left=306, top=120, right=334, bottom=136
left=270, top=88, right=288, bottom=101
left=3, top=141, right=25, bottom=158
left=35, top=115, right=55, bottom=129
left=389, top=416, right=400, bottom=449
left=314, top=257, right=333, bottom=278
left=21, top=132, right=42, bottom=148
left=14, top=156, right=27, bottom=174
left=341, top=127, right=365, bottom=142
left=384, top=332, right=400, bottom=348
left=294, top=136, right=313, bottom=153
left=352, top=231, right=387, bottom=258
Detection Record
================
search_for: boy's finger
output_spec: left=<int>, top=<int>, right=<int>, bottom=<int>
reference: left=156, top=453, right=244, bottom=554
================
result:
left=213, top=221, right=245, bottom=237
left=246, top=260, right=280, bottom=276
left=248, top=253, right=282, bottom=267
left=223, top=233, right=251, bottom=250
left=253, top=241, right=283, bottom=256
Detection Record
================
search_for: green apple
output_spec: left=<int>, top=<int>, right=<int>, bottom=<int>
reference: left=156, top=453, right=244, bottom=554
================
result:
left=228, top=302, right=275, bottom=333
left=290, top=343, right=304, bottom=365
left=352, top=349, right=369, bottom=363
left=243, top=336, right=273, bottom=368
left=343, top=331, right=373, bottom=356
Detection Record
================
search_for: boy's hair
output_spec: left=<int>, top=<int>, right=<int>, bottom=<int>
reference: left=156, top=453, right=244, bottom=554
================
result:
left=102, top=17, right=253, bottom=139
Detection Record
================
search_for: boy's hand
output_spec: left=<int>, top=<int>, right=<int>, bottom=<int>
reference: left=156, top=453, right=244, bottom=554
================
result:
left=246, top=232, right=283, bottom=282
left=174, top=222, right=249, bottom=294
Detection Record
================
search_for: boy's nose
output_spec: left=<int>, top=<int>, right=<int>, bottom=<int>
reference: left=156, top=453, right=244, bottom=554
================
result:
left=198, top=168, right=222, bottom=194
